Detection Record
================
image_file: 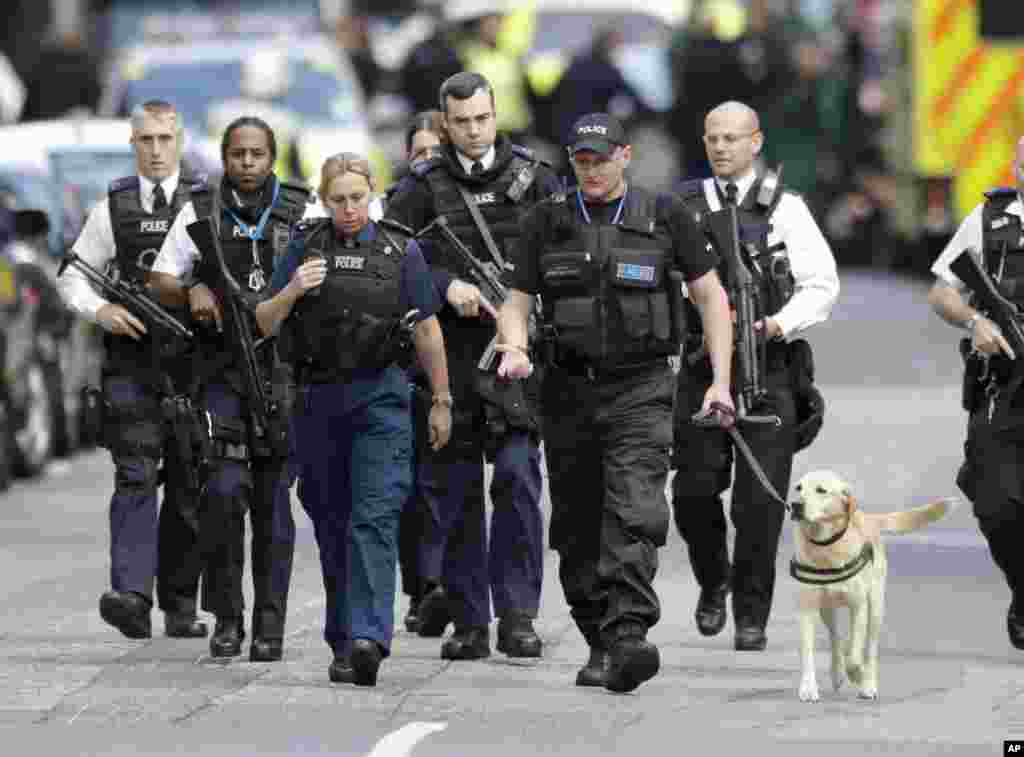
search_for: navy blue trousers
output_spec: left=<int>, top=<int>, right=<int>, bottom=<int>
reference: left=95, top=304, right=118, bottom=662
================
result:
left=418, top=429, right=544, bottom=628
left=295, top=368, right=413, bottom=657
left=200, top=382, right=296, bottom=638
left=104, top=375, right=201, bottom=613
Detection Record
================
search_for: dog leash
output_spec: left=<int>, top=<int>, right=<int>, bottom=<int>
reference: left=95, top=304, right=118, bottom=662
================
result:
left=692, top=401, right=790, bottom=511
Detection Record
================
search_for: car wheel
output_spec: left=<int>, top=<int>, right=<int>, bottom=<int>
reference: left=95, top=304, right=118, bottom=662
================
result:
left=12, top=358, right=54, bottom=477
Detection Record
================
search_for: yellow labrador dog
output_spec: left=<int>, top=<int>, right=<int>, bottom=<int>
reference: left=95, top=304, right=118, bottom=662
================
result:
left=790, top=470, right=955, bottom=702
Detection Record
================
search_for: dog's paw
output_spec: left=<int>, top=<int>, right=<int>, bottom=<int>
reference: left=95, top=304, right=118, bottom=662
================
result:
left=798, top=677, right=820, bottom=702
left=857, top=685, right=878, bottom=701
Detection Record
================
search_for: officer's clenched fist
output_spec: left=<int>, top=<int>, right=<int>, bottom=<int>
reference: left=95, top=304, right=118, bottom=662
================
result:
left=446, top=279, right=497, bottom=319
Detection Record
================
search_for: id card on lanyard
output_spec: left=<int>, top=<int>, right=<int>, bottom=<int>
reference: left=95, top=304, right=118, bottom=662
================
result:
left=225, top=179, right=280, bottom=292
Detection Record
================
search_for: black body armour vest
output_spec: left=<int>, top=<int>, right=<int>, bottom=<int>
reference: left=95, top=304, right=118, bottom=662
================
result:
left=105, top=172, right=207, bottom=379
left=537, top=187, right=679, bottom=367
left=288, top=219, right=408, bottom=382
left=981, top=187, right=1024, bottom=305
left=191, top=180, right=309, bottom=386
left=675, top=178, right=795, bottom=336
left=416, top=147, right=535, bottom=278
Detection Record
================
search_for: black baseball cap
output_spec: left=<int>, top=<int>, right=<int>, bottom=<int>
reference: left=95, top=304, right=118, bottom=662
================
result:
left=567, top=112, right=627, bottom=156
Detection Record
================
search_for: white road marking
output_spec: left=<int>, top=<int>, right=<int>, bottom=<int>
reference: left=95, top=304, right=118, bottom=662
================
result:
left=365, top=722, right=447, bottom=757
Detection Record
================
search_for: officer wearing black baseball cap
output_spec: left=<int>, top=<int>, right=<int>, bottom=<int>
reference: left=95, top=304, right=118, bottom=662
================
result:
left=496, top=112, right=736, bottom=693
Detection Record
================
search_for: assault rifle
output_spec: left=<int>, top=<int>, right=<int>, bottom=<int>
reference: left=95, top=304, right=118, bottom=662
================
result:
left=415, top=214, right=510, bottom=370
left=705, top=206, right=780, bottom=425
left=186, top=217, right=289, bottom=459
left=58, top=253, right=210, bottom=529
left=950, top=246, right=1024, bottom=362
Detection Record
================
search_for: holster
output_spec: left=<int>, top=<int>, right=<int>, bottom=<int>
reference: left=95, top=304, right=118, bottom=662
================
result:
left=360, top=313, right=415, bottom=371
left=960, top=337, right=987, bottom=413
left=161, top=393, right=211, bottom=532
left=81, top=385, right=106, bottom=448
left=475, top=369, right=540, bottom=460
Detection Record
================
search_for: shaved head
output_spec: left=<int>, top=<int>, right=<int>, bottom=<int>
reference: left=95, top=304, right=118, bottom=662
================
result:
left=706, top=101, right=760, bottom=133
left=702, top=101, right=764, bottom=181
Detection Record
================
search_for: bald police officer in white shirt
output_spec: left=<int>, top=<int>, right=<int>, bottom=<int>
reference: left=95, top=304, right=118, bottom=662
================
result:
left=672, top=100, right=840, bottom=653
left=58, top=99, right=209, bottom=641
left=928, top=135, right=1024, bottom=650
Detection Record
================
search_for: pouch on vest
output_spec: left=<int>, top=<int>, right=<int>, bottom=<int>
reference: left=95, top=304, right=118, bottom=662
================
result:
left=609, top=249, right=670, bottom=342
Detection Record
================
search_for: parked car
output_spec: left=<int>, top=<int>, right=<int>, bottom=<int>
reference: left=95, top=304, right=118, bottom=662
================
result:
left=0, top=209, right=58, bottom=481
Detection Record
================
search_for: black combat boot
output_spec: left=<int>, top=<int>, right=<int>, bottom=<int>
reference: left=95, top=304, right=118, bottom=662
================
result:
left=209, top=616, right=245, bottom=658
left=575, top=647, right=610, bottom=687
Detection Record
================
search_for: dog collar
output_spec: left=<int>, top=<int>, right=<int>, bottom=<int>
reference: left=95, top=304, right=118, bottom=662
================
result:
left=790, top=543, right=874, bottom=586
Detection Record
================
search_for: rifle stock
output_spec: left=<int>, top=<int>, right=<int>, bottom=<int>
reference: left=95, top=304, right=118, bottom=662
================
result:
left=950, top=247, right=1024, bottom=361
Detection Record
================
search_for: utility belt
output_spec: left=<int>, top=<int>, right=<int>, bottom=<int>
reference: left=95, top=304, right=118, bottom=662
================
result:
left=683, top=330, right=791, bottom=375
left=294, top=312, right=417, bottom=384
left=546, top=347, right=668, bottom=383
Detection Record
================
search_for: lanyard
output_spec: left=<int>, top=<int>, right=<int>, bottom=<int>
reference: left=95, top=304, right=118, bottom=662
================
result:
left=223, top=178, right=280, bottom=241
left=576, top=184, right=627, bottom=225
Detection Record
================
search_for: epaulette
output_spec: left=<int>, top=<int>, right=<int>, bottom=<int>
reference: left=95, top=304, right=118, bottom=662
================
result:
left=984, top=186, right=1017, bottom=201
left=108, top=175, right=139, bottom=194
left=673, top=178, right=704, bottom=200
left=511, top=143, right=553, bottom=168
left=411, top=155, right=443, bottom=178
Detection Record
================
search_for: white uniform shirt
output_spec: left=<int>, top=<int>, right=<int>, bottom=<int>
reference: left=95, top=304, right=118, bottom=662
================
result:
left=930, top=195, right=1024, bottom=290
left=699, top=171, right=840, bottom=338
left=59, top=171, right=181, bottom=322
left=456, top=145, right=496, bottom=174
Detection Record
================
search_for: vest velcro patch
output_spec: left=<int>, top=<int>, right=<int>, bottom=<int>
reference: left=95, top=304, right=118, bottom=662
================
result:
left=616, top=262, right=655, bottom=283
left=334, top=255, right=366, bottom=270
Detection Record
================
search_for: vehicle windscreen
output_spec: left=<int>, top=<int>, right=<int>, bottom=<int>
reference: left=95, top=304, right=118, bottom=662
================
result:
left=119, top=56, right=361, bottom=134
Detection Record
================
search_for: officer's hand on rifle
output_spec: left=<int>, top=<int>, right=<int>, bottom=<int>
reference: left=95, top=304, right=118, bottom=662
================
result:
left=286, top=258, right=327, bottom=299
left=753, top=317, right=782, bottom=340
left=971, top=315, right=1016, bottom=359
left=694, top=383, right=736, bottom=429
left=494, top=343, right=533, bottom=380
left=428, top=397, right=453, bottom=451
left=189, top=282, right=223, bottom=332
left=446, top=279, right=498, bottom=320
left=96, top=303, right=147, bottom=341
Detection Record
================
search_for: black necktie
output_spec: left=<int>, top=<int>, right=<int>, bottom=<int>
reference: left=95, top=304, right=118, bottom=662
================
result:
left=724, top=182, right=738, bottom=207
left=152, top=183, right=167, bottom=211
left=471, top=161, right=484, bottom=177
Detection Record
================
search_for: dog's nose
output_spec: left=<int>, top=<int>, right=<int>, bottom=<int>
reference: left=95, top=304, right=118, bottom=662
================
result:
left=789, top=501, right=804, bottom=520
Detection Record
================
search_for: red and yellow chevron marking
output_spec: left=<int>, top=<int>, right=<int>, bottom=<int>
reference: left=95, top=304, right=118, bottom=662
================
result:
left=914, top=0, right=1024, bottom=220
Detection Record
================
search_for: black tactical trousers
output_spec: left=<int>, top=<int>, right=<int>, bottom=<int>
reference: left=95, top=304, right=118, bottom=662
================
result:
left=960, top=398, right=1024, bottom=603
left=543, top=360, right=674, bottom=649
left=671, top=350, right=797, bottom=630
left=103, top=374, right=202, bottom=615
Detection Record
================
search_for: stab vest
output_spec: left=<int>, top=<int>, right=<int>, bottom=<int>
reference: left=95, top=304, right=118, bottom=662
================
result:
left=980, top=187, right=1024, bottom=307
left=105, top=172, right=207, bottom=379
left=537, top=187, right=679, bottom=366
left=288, top=219, right=409, bottom=382
left=190, top=178, right=310, bottom=387
left=413, top=144, right=539, bottom=279
left=675, top=176, right=795, bottom=336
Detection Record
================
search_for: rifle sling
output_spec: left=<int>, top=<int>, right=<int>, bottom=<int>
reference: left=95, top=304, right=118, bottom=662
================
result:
left=455, top=183, right=506, bottom=270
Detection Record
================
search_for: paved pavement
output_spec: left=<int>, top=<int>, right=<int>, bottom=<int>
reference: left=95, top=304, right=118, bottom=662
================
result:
left=1, top=270, right=1021, bottom=756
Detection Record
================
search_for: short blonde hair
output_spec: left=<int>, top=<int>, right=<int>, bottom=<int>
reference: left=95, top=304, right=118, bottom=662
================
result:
left=318, top=152, right=375, bottom=200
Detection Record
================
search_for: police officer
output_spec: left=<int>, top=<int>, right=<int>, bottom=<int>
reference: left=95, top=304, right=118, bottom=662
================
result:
left=496, top=112, right=735, bottom=693
left=256, top=152, right=452, bottom=686
left=386, top=72, right=561, bottom=660
left=927, top=135, right=1024, bottom=650
left=150, top=116, right=308, bottom=661
left=58, top=100, right=208, bottom=640
left=395, top=110, right=446, bottom=633
left=672, top=101, right=839, bottom=652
